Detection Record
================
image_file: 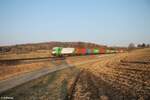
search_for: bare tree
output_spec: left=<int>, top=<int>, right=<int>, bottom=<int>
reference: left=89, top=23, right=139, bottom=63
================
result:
left=141, top=43, right=146, bottom=48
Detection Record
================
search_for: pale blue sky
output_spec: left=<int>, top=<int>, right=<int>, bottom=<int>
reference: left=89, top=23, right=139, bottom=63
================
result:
left=0, top=0, right=150, bottom=46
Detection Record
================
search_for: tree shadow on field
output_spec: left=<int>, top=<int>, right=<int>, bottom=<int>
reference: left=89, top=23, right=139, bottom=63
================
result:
left=61, top=79, right=69, bottom=100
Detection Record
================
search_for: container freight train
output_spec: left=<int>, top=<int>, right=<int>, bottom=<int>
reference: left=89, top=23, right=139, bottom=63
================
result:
left=52, top=47, right=124, bottom=56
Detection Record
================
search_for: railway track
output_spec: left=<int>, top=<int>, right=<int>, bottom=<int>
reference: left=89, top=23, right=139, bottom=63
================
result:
left=0, top=53, right=114, bottom=63
left=0, top=54, right=112, bottom=66
left=0, top=56, right=66, bottom=65
left=0, top=56, right=66, bottom=62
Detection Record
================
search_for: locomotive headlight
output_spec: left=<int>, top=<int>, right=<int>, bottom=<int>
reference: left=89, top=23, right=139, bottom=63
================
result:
left=52, top=51, right=56, bottom=54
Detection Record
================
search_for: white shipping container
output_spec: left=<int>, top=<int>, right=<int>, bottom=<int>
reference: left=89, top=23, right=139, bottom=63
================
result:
left=61, top=48, right=75, bottom=54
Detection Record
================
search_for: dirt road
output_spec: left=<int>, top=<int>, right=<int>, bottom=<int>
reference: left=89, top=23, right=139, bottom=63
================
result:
left=0, top=54, right=115, bottom=94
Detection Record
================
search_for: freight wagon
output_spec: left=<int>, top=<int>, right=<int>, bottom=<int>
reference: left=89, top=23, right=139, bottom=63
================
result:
left=52, top=47, right=124, bottom=56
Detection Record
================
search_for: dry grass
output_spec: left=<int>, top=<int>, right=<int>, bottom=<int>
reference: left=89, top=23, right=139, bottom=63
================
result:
left=0, top=49, right=53, bottom=81
left=0, top=67, right=79, bottom=100
left=0, top=50, right=51, bottom=60
left=0, top=61, right=54, bottom=81
left=0, top=53, right=98, bottom=81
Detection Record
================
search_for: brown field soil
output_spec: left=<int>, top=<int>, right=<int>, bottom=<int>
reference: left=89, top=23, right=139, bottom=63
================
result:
left=66, top=55, right=99, bottom=65
left=69, top=48, right=150, bottom=100
left=0, top=48, right=149, bottom=100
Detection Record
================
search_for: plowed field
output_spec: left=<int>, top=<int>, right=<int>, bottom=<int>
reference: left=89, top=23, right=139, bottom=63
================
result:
left=69, top=48, right=150, bottom=100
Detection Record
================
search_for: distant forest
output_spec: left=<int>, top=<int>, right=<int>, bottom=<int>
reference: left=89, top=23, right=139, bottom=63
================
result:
left=0, top=41, right=129, bottom=54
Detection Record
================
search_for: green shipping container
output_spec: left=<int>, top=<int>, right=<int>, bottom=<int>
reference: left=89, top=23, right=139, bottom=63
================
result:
left=93, top=48, right=99, bottom=54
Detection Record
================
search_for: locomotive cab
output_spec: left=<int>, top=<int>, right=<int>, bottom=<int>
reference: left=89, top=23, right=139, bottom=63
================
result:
left=52, top=47, right=62, bottom=56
